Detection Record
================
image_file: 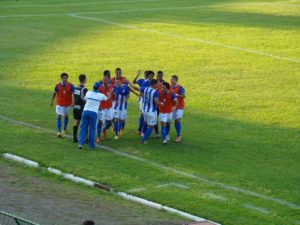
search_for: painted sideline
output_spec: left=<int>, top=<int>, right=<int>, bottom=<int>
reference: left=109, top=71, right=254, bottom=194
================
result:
left=0, top=115, right=299, bottom=210
left=2, top=153, right=220, bottom=225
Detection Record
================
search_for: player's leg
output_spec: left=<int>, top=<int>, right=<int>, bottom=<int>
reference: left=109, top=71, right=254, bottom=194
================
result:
left=55, top=105, right=63, bottom=137
left=113, top=109, right=120, bottom=139
left=141, top=112, right=157, bottom=144
left=96, top=111, right=103, bottom=143
left=166, top=113, right=172, bottom=141
left=174, top=109, right=184, bottom=143
left=160, top=113, right=167, bottom=144
left=103, top=109, right=113, bottom=139
left=73, top=108, right=81, bottom=143
left=78, top=111, right=89, bottom=149
left=88, top=111, right=97, bottom=148
left=119, top=109, right=127, bottom=135
left=62, top=106, right=70, bottom=136
left=138, top=113, right=144, bottom=134
left=154, top=110, right=160, bottom=138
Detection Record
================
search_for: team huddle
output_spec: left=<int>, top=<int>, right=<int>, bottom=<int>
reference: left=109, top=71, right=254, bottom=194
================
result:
left=50, top=68, right=185, bottom=149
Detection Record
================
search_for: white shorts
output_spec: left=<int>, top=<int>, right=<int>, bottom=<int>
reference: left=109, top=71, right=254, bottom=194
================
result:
left=56, top=105, right=71, bottom=116
left=98, top=108, right=113, bottom=121
left=173, top=109, right=184, bottom=120
left=160, top=113, right=173, bottom=123
left=113, top=109, right=127, bottom=120
left=144, top=111, right=157, bottom=126
left=139, top=99, right=144, bottom=113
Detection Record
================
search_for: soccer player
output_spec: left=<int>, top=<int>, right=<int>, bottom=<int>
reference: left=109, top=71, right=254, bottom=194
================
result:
left=111, top=68, right=127, bottom=85
left=78, top=83, right=107, bottom=149
left=96, top=74, right=114, bottom=143
left=113, top=78, right=130, bottom=139
left=170, top=75, right=185, bottom=143
left=159, top=82, right=178, bottom=144
left=132, top=70, right=148, bottom=134
left=157, top=70, right=165, bottom=91
left=50, top=73, right=75, bottom=138
left=73, top=74, right=88, bottom=143
left=140, top=79, right=160, bottom=144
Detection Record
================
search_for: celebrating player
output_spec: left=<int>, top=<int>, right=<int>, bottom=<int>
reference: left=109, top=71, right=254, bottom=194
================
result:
left=113, top=78, right=130, bottom=139
left=73, top=74, right=88, bottom=143
left=78, top=83, right=107, bottom=149
left=50, top=73, right=75, bottom=138
left=170, top=75, right=185, bottom=143
left=159, top=82, right=178, bottom=144
left=96, top=73, right=114, bottom=143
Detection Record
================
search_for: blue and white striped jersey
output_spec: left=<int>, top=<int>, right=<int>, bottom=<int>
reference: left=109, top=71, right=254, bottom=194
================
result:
left=114, top=84, right=130, bottom=110
left=141, top=87, right=159, bottom=112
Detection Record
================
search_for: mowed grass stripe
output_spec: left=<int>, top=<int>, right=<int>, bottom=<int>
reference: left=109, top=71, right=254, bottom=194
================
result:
left=0, top=114, right=299, bottom=210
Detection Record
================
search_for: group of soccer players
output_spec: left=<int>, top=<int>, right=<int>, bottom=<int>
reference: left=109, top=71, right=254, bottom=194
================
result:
left=50, top=68, right=185, bottom=149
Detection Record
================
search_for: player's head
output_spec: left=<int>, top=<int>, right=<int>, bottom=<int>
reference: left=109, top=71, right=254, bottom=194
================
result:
left=115, top=68, right=122, bottom=78
left=103, top=75, right=110, bottom=86
left=171, top=75, right=178, bottom=86
left=60, top=72, right=69, bottom=84
left=93, top=82, right=101, bottom=91
left=147, top=70, right=154, bottom=81
left=144, top=70, right=149, bottom=79
left=103, top=70, right=111, bottom=80
left=162, top=82, right=170, bottom=92
left=150, top=79, right=158, bottom=89
left=83, top=220, right=95, bottom=225
left=115, top=78, right=122, bottom=87
left=79, top=74, right=86, bottom=84
left=157, top=71, right=163, bottom=81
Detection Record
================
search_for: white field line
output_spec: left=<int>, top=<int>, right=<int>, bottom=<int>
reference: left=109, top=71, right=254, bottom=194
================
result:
left=0, top=0, right=159, bottom=8
left=156, top=182, right=190, bottom=189
left=0, top=115, right=299, bottom=210
left=244, top=204, right=271, bottom=214
left=3, top=153, right=213, bottom=224
left=204, top=193, right=227, bottom=202
left=69, top=14, right=300, bottom=63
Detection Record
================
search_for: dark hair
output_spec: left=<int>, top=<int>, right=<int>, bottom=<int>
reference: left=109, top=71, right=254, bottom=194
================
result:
left=163, top=82, right=170, bottom=89
left=79, top=74, right=86, bottom=83
left=157, top=71, right=163, bottom=75
left=83, top=220, right=95, bottom=225
left=150, top=79, right=158, bottom=86
left=147, top=70, right=154, bottom=76
left=61, top=72, right=68, bottom=78
left=115, top=68, right=122, bottom=71
left=171, top=75, right=178, bottom=81
left=103, top=70, right=111, bottom=78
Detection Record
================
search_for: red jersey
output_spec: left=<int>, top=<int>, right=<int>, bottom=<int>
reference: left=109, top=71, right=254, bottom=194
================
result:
left=157, top=79, right=164, bottom=92
left=99, top=84, right=114, bottom=109
left=171, top=84, right=185, bottom=109
left=159, top=90, right=177, bottom=114
left=111, top=76, right=127, bottom=85
left=55, top=82, right=74, bottom=107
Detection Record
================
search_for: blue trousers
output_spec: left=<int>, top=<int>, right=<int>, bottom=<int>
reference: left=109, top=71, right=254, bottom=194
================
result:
left=79, top=110, right=97, bottom=148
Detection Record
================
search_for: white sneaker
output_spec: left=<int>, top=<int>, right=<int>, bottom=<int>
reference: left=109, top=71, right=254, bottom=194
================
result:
left=163, top=140, right=167, bottom=144
left=167, top=135, right=170, bottom=141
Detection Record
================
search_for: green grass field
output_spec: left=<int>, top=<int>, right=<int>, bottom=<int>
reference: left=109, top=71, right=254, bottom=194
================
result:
left=0, top=0, right=299, bottom=224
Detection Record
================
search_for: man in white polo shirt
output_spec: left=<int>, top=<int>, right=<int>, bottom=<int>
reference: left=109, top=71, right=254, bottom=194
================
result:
left=78, top=82, right=107, bottom=149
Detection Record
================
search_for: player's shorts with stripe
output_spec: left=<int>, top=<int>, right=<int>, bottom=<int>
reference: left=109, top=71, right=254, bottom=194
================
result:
left=173, top=109, right=184, bottom=120
left=160, top=113, right=173, bottom=123
left=98, top=108, right=114, bottom=121
left=144, top=111, right=157, bottom=126
left=113, top=109, right=127, bottom=120
left=56, top=105, right=71, bottom=116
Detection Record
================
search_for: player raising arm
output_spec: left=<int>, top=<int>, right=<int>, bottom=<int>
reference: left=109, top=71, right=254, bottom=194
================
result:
left=50, top=73, right=75, bottom=138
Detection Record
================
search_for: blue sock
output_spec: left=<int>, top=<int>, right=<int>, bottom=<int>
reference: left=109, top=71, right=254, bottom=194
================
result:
left=57, top=118, right=62, bottom=132
left=175, top=122, right=181, bottom=137
left=114, top=121, right=119, bottom=135
left=138, top=114, right=144, bottom=132
left=162, top=126, right=167, bottom=141
left=121, top=121, right=125, bottom=130
left=142, top=127, right=153, bottom=143
left=64, top=117, right=68, bottom=130
left=166, top=124, right=170, bottom=135
left=103, top=121, right=112, bottom=131
left=154, top=124, right=159, bottom=135
left=142, top=122, right=148, bottom=134
left=97, top=121, right=102, bottom=137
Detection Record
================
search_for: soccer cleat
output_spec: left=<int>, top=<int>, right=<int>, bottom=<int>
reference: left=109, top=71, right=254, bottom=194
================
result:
left=153, top=134, right=160, bottom=138
left=96, top=137, right=102, bottom=143
left=78, top=145, right=83, bottom=150
left=137, top=131, right=142, bottom=136
left=114, top=135, right=119, bottom=140
left=175, top=136, right=182, bottom=143
left=163, top=140, right=168, bottom=145
left=61, top=130, right=66, bottom=138
left=167, top=135, right=170, bottom=141
left=103, top=130, right=108, bottom=139
left=57, top=132, right=62, bottom=138
left=73, top=138, right=78, bottom=143
left=141, top=133, right=144, bottom=137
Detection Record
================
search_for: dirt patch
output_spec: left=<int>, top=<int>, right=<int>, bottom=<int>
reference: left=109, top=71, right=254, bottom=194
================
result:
left=0, top=160, right=188, bottom=225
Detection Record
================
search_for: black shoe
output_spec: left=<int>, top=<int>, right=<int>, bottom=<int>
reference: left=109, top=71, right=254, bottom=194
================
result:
left=73, top=138, right=78, bottom=143
left=78, top=145, right=83, bottom=150
left=85, top=139, right=89, bottom=144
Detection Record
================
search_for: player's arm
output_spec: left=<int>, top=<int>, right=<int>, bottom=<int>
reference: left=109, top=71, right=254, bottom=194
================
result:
left=132, top=70, right=142, bottom=84
left=172, top=96, right=179, bottom=111
left=176, top=86, right=185, bottom=98
left=50, top=85, right=58, bottom=107
left=128, top=86, right=140, bottom=96
left=71, top=84, right=75, bottom=107
left=127, top=80, right=140, bottom=92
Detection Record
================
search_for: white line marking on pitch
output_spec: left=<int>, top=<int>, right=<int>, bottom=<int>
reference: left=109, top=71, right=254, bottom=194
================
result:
left=0, top=115, right=299, bottom=210
left=69, top=14, right=300, bottom=63
left=156, top=182, right=190, bottom=189
left=204, top=193, right=227, bottom=201
left=0, top=0, right=159, bottom=8
left=244, top=204, right=271, bottom=214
